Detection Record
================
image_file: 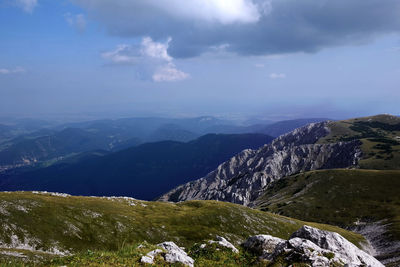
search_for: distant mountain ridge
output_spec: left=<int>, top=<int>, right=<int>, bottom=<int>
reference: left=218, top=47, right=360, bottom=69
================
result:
left=254, top=118, right=331, bottom=137
left=0, top=116, right=328, bottom=171
left=0, top=128, right=121, bottom=167
left=0, top=133, right=273, bottom=200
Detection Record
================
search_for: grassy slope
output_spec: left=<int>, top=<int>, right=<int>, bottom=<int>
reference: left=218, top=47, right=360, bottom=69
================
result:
left=0, top=192, right=365, bottom=265
left=2, top=242, right=298, bottom=267
left=255, top=169, right=400, bottom=248
left=318, top=114, right=400, bottom=169
left=48, top=243, right=264, bottom=267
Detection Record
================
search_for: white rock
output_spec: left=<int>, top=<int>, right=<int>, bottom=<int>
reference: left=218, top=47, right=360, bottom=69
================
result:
left=140, top=255, right=154, bottom=264
left=288, top=237, right=322, bottom=252
left=243, top=234, right=285, bottom=256
left=157, top=241, right=194, bottom=267
left=140, top=249, right=163, bottom=264
left=290, top=226, right=384, bottom=267
left=208, top=236, right=239, bottom=253
left=32, top=191, right=70, bottom=197
left=243, top=226, right=383, bottom=267
left=147, top=249, right=163, bottom=257
left=286, top=237, right=338, bottom=266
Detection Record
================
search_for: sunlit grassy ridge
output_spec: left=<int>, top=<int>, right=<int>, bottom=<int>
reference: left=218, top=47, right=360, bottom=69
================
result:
left=255, top=169, right=400, bottom=265
left=0, top=192, right=365, bottom=265
left=255, top=169, right=400, bottom=238
left=47, top=242, right=264, bottom=267
left=45, top=242, right=322, bottom=267
left=318, top=114, right=400, bottom=169
left=0, top=241, right=309, bottom=267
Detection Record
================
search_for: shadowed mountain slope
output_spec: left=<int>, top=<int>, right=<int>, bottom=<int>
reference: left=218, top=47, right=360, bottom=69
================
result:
left=0, top=134, right=273, bottom=200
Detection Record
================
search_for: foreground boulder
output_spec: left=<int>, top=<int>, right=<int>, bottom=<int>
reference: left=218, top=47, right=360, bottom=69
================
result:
left=208, top=236, right=239, bottom=253
left=243, top=225, right=383, bottom=267
left=243, top=234, right=285, bottom=257
left=140, top=249, right=163, bottom=264
left=290, top=225, right=382, bottom=266
left=140, top=241, right=194, bottom=267
left=158, top=242, right=194, bottom=267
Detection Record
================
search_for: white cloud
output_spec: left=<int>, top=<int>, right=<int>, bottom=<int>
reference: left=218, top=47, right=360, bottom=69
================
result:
left=65, top=13, right=87, bottom=33
left=137, top=0, right=261, bottom=24
left=141, top=37, right=172, bottom=62
left=72, top=0, right=400, bottom=58
left=74, top=0, right=262, bottom=26
left=102, top=37, right=189, bottom=82
left=269, top=73, right=286, bottom=79
left=255, top=63, right=265, bottom=68
left=174, top=0, right=260, bottom=24
left=101, top=44, right=139, bottom=64
left=15, top=0, right=37, bottom=13
left=153, top=63, right=190, bottom=82
left=0, top=67, right=26, bottom=75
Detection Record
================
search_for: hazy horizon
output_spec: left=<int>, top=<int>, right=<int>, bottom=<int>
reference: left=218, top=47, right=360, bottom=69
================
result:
left=1, top=0, right=399, bottom=121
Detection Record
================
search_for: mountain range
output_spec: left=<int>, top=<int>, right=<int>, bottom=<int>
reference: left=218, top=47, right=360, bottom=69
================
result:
left=160, top=114, right=400, bottom=203
left=0, top=134, right=273, bottom=200
left=0, top=114, right=398, bottom=266
left=0, top=117, right=327, bottom=171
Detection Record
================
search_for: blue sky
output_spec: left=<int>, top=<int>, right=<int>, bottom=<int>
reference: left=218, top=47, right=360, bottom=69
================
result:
left=0, top=0, right=399, bottom=121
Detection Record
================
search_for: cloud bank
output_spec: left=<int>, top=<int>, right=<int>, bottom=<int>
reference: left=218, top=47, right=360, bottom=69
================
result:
left=72, top=0, right=400, bottom=58
left=102, top=37, right=189, bottom=82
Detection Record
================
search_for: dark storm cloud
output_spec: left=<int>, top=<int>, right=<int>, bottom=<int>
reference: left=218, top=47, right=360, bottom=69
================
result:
left=73, top=0, right=400, bottom=58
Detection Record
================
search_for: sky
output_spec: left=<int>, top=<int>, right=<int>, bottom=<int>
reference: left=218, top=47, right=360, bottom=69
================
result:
left=0, top=0, right=399, bottom=121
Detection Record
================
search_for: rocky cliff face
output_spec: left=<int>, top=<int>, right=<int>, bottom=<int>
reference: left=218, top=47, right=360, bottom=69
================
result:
left=159, top=122, right=362, bottom=205
left=244, top=225, right=383, bottom=267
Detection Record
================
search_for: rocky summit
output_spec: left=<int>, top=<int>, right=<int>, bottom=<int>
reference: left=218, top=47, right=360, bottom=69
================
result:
left=160, top=121, right=362, bottom=205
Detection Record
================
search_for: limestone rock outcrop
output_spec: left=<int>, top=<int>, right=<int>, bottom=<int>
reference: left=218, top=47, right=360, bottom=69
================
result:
left=160, top=122, right=362, bottom=205
left=243, top=225, right=383, bottom=267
